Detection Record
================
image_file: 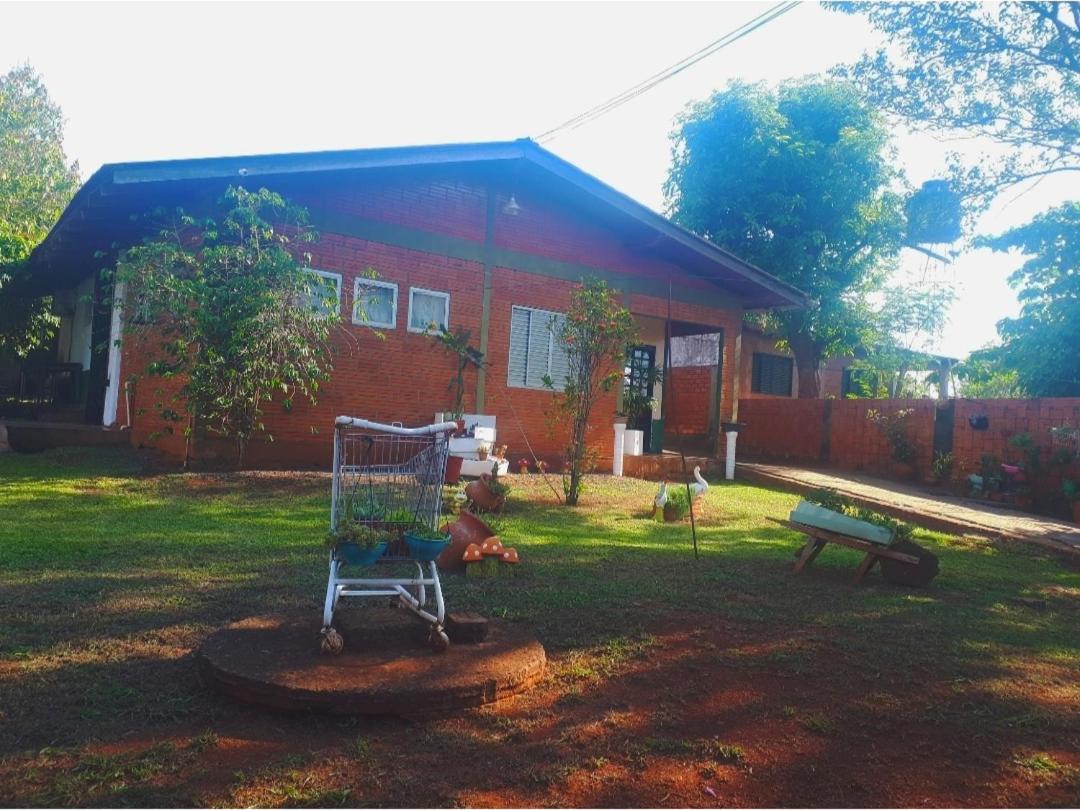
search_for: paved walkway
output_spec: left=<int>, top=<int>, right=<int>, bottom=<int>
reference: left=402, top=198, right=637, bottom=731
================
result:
left=738, top=462, right=1080, bottom=558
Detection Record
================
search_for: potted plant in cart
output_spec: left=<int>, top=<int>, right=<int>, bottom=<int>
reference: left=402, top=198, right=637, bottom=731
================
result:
left=403, top=523, right=452, bottom=562
left=326, top=522, right=394, bottom=566
left=465, top=461, right=512, bottom=512
left=431, top=325, right=484, bottom=483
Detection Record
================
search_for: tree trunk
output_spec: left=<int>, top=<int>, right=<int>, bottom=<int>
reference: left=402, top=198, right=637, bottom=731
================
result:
left=790, top=337, right=823, bottom=399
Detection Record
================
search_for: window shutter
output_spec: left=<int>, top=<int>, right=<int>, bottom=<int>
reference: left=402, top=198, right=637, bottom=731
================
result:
left=508, top=307, right=531, bottom=387
left=548, top=314, right=570, bottom=391
left=525, top=311, right=552, bottom=388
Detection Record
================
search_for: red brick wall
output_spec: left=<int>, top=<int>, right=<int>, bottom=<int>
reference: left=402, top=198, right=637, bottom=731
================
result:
left=738, top=395, right=1080, bottom=501
left=667, top=366, right=713, bottom=435
left=737, top=398, right=826, bottom=463
left=122, top=169, right=745, bottom=469
left=828, top=399, right=936, bottom=476
left=952, top=398, right=1080, bottom=485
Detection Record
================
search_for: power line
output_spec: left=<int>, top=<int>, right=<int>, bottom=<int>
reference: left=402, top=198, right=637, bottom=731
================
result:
left=535, top=1, right=800, bottom=144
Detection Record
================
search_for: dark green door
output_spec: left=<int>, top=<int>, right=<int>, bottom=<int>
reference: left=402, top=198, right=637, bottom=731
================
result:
left=626, top=345, right=656, bottom=453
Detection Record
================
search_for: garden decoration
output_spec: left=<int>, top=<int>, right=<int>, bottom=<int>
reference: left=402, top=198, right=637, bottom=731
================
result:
left=464, top=462, right=511, bottom=512
left=464, top=537, right=520, bottom=578
left=652, top=479, right=668, bottom=521
left=771, top=493, right=938, bottom=586
left=437, top=510, right=497, bottom=571
left=321, top=415, right=458, bottom=655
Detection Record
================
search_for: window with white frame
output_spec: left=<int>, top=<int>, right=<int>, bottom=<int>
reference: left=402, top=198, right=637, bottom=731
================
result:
left=407, top=287, right=450, bottom=334
left=299, top=269, right=342, bottom=319
left=353, top=278, right=398, bottom=329
left=507, top=305, right=570, bottom=391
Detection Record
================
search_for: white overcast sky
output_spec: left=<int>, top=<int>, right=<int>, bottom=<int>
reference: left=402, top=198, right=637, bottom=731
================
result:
left=3, top=0, right=1073, bottom=359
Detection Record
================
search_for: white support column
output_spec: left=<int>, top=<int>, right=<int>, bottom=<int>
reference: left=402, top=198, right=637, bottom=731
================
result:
left=724, top=430, right=739, bottom=480
left=612, top=422, right=626, bottom=477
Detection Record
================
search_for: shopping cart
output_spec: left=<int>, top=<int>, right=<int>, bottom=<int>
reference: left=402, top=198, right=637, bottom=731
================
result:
left=320, top=416, right=458, bottom=654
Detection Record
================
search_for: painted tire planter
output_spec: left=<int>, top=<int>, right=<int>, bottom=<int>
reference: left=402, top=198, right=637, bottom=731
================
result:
left=465, top=474, right=506, bottom=513
left=438, top=512, right=497, bottom=571
left=336, top=541, right=388, bottom=566
left=404, top=531, right=451, bottom=562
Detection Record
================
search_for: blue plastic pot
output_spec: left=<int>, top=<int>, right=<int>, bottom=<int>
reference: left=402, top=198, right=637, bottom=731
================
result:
left=336, top=541, right=388, bottom=566
left=404, top=531, right=451, bottom=562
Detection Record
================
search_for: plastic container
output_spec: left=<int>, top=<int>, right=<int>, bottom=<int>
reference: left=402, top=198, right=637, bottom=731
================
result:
left=789, top=501, right=893, bottom=546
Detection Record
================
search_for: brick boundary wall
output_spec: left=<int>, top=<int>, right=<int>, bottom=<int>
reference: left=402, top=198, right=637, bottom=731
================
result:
left=666, top=366, right=713, bottom=436
left=738, top=396, right=1080, bottom=507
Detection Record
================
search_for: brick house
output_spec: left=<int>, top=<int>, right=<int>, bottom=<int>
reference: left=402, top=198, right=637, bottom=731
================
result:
left=9, top=139, right=808, bottom=467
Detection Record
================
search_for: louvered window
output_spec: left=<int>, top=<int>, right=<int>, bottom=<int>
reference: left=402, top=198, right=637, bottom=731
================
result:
left=751, top=353, right=794, bottom=396
left=508, top=305, right=569, bottom=391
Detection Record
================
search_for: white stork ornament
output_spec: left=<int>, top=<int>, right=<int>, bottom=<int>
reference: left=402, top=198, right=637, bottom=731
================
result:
left=653, top=479, right=668, bottom=521
left=690, top=465, right=709, bottom=498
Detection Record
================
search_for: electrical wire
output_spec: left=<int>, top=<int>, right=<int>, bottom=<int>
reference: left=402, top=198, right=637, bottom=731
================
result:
left=535, top=1, right=800, bottom=144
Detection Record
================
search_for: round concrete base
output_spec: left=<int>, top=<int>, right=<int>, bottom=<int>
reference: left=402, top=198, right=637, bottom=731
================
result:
left=197, top=609, right=546, bottom=715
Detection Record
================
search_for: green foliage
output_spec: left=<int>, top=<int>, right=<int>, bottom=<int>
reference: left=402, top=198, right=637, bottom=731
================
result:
left=545, top=278, right=637, bottom=505
left=0, top=65, right=81, bottom=356
left=326, top=522, right=393, bottom=550
left=954, top=346, right=1025, bottom=398
left=115, top=186, right=341, bottom=466
left=1063, top=478, right=1079, bottom=504
left=866, top=407, right=917, bottom=463
left=931, top=451, right=955, bottom=482
left=664, top=487, right=691, bottom=520
left=830, top=2, right=1080, bottom=207
left=485, top=461, right=511, bottom=498
left=405, top=524, right=449, bottom=541
left=803, top=488, right=915, bottom=543
left=665, top=78, right=905, bottom=396
left=619, top=365, right=662, bottom=420
left=855, top=281, right=957, bottom=398
left=430, top=324, right=484, bottom=420
left=977, top=202, right=1080, bottom=397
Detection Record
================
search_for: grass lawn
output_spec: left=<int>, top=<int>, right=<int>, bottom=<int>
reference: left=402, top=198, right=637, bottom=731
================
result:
left=0, top=447, right=1077, bottom=807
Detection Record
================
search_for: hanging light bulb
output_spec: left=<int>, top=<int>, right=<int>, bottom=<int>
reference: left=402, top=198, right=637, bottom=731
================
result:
left=503, top=194, right=521, bottom=216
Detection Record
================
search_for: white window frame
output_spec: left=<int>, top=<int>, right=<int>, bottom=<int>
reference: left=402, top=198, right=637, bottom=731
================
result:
left=352, top=278, right=398, bottom=329
left=407, top=287, right=450, bottom=334
left=507, top=304, right=568, bottom=391
left=301, top=268, right=342, bottom=319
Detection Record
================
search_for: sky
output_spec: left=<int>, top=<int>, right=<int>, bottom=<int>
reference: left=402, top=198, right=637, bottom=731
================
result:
left=2, top=0, right=1072, bottom=359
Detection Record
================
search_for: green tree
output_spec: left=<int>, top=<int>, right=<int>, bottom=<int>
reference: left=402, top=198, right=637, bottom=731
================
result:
left=978, top=202, right=1080, bottom=396
left=953, top=346, right=1025, bottom=398
left=115, top=187, right=342, bottom=467
left=665, top=78, right=905, bottom=397
left=853, top=280, right=956, bottom=398
left=0, top=65, right=80, bottom=356
left=545, top=278, right=636, bottom=506
left=830, top=2, right=1080, bottom=206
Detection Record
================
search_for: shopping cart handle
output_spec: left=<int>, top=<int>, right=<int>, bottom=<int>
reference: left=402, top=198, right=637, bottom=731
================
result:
left=334, top=416, right=459, bottom=435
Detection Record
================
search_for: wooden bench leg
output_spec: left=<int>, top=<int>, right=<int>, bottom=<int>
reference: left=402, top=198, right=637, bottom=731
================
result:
left=853, top=552, right=879, bottom=583
left=794, top=539, right=826, bottom=574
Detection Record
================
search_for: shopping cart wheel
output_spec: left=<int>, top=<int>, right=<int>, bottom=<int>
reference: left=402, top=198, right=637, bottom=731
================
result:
left=428, top=626, right=450, bottom=653
left=320, top=626, right=345, bottom=655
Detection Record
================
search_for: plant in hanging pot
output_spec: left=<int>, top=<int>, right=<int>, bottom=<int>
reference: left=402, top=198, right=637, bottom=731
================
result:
left=465, top=461, right=511, bottom=512
left=403, top=523, right=452, bottom=562
left=326, top=522, right=393, bottom=566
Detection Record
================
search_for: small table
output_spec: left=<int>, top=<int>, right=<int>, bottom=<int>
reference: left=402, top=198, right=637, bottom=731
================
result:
left=770, top=518, right=922, bottom=583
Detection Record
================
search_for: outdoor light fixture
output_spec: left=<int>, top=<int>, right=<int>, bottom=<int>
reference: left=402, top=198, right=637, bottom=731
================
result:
left=503, top=194, right=521, bottom=216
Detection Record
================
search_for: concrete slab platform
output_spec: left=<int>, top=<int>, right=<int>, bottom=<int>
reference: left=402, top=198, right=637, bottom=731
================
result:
left=197, top=609, right=545, bottom=715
